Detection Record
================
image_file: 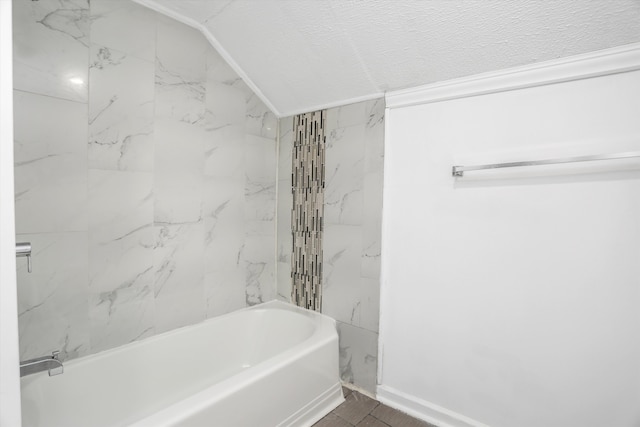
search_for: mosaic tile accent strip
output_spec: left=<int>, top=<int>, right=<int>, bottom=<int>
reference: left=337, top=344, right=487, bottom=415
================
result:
left=291, top=110, right=326, bottom=311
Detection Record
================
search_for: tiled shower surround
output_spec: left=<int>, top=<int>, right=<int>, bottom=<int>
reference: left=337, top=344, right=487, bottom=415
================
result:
left=13, top=0, right=384, bottom=395
left=13, top=0, right=277, bottom=360
left=279, top=100, right=385, bottom=392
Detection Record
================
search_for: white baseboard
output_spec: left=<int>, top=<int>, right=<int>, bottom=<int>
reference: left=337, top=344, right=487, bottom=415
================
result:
left=376, top=385, right=491, bottom=427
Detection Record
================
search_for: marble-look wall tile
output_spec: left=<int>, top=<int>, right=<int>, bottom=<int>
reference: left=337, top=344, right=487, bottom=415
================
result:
left=89, top=282, right=155, bottom=352
left=155, top=15, right=207, bottom=125
left=353, top=278, right=380, bottom=333
left=276, top=178, right=293, bottom=302
left=362, top=171, right=384, bottom=280
left=245, top=135, right=277, bottom=184
left=206, top=81, right=246, bottom=130
left=88, top=169, right=154, bottom=352
left=315, top=98, right=385, bottom=391
left=205, top=268, right=246, bottom=318
left=13, top=91, right=88, bottom=234
left=276, top=117, right=294, bottom=301
left=245, top=135, right=277, bottom=222
left=90, top=0, right=157, bottom=62
left=245, top=180, right=277, bottom=223
left=337, top=321, right=379, bottom=393
left=361, top=99, right=385, bottom=280
left=237, top=80, right=278, bottom=139
left=203, top=177, right=245, bottom=273
left=153, top=120, right=205, bottom=224
left=364, top=98, right=385, bottom=174
left=204, top=123, right=245, bottom=179
left=323, top=224, right=363, bottom=324
left=326, top=101, right=368, bottom=131
left=88, top=170, right=154, bottom=294
left=323, top=225, right=362, bottom=290
left=13, top=0, right=90, bottom=102
left=278, top=116, right=294, bottom=181
left=154, top=119, right=205, bottom=175
left=153, top=224, right=205, bottom=333
left=88, top=165, right=155, bottom=352
left=243, top=222, right=276, bottom=305
left=15, top=3, right=280, bottom=362
left=325, top=125, right=365, bottom=226
left=16, top=232, right=89, bottom=361
left=88, top=45, right=155, bottom=172
left=154, top=172, right=204, bottom=226
left=204, top=47, right=246, bottom=179
left=204, top=85, right=245, bottom=179
left=206, top=46, right=242, bottom=87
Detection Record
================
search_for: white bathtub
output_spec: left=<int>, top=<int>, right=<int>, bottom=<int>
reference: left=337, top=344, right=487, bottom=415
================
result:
left=20, top=301, right=344, bottom=427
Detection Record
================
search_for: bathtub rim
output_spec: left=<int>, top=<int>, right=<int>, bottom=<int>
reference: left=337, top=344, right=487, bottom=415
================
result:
left=22, top=299, right=332, bottom=385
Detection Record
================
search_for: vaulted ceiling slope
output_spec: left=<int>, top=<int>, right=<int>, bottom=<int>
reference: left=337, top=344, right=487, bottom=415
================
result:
left=136, top=0, right=640, bottom=117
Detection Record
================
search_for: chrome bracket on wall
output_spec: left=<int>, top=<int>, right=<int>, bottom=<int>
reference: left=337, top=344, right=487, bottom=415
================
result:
left=16, top=242, right=32, bottom=273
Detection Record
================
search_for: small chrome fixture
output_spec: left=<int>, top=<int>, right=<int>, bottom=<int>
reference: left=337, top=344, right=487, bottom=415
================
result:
left=20, top=351, right=64, bottom=377
left=16, top=241, right=32, bottom=273
left=452, top=151, right=640, bottom=177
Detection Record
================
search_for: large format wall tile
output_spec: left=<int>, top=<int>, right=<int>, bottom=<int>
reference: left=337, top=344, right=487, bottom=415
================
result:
left=364, top=99, right=385, bottom=174
left=90, top=0, right=157, bottom=62
left=89, top=282, right=155, bottom=352
left=243, top=221, right=276, bottom=305
left=154, top=171, right=204, bottom=225
left=362, top=171, right=384, bottom=280
left=276, top=178, right=293, bottom=301
left=153, top=120, right=205, bottom=225
left=323, top=225, right=362, bottom=290
left=156, top=15, right=207, bottom=126
left=243, top=133, right=277, bottom=306
left=337, top=321, right=379, bottom=393
left=278, top=116, right=294, bottom=181
left=88, top=170, right=154, bottom=294
left=16, top=232, right=89, bottom=361
left=325, top=125, right=365, bottom=226
left=245, top=135, right=277, bottom=222
left=13, top=91, right=88, bottom=234
left=154, top=224, right=205, bottom=333
left=204, top=48, right=247, bottom=179
left=13, top=0, right=90, bottom=102
left=204, top=122, right=246, bottom=179
left=203, top=177, right=245, bottom=273
left=88, top=45, right=155, bottom=172
left=15, top=3, right=279, bottom=363
left=276, top=116, right=294, bottom=301
left=244, top=85, right=278, bottom=139
left=88, top=170, right=155, bottom=352
left=204, top=268, right=245, bottom=318
left=206, top=81, right=246, bottom=129
left=323, top=224, right=363, bottom=326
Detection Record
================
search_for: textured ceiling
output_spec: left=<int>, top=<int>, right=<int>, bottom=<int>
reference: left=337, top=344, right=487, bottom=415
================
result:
left=138, top=0, right=640, bottom=116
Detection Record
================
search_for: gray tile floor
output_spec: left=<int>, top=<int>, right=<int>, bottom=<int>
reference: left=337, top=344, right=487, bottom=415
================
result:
left=313, top=388, right=436, bottom=427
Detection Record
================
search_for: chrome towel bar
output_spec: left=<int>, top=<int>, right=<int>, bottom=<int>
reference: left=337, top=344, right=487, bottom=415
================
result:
left=452, top=151, right=640, bottom=177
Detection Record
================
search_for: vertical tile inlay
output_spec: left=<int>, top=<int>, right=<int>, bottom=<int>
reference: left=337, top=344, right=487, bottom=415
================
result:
left=291, top=110, right=326, bottom=311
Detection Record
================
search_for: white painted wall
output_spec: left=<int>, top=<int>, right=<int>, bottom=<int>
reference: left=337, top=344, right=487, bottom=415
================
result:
left=379, top=61, right=640, bottom=426
left=0, top=0, right=22, bottom=425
